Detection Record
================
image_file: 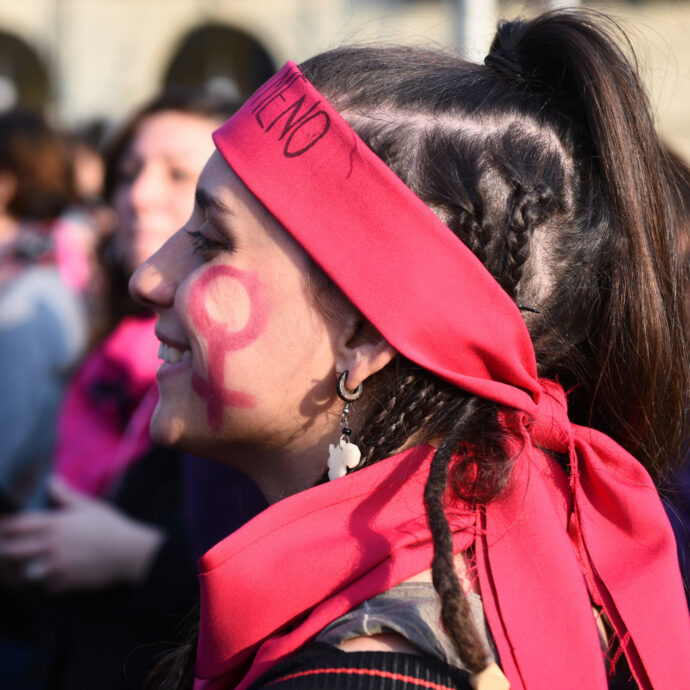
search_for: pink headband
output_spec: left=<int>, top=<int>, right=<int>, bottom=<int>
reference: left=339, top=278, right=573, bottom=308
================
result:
left=212, top=61, right=540, bottom=414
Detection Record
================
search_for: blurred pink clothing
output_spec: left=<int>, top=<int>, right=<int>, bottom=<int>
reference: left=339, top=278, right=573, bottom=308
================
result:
left=53, top=214, right=95, bottom=293
left=55, top=314, right=160, bottom=495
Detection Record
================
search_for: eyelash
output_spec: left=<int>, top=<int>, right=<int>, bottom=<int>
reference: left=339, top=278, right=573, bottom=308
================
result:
left=187, top=229, right=227, bottom=257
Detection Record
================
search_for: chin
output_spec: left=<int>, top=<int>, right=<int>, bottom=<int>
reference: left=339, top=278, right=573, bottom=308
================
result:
left=149, top=405, right=191, bottom=449
left=149, top=403, right=228, bottom=462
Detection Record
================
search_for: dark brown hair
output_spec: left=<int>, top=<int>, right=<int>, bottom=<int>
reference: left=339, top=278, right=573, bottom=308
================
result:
left=299, top=7, right=688, bottom=674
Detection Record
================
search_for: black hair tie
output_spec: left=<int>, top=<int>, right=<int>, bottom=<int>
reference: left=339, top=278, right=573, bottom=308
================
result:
left=484, top=52, right=525, bottom=83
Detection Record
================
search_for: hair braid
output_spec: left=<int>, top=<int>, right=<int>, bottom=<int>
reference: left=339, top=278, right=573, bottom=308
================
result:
left=423, top=409, right=492, bottom=674
left=501, top=184, right=554, bottom=299
left=450, top=207, right=488, bottom=267
left=351, top=357, right=510, bottom=671
left=355, top=371, right=416, bottom=461
left=357, top=369, right=456, bottom=466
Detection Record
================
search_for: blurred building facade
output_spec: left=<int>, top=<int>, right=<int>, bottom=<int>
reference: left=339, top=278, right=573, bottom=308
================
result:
left=0, top=0, right=689, bottom=157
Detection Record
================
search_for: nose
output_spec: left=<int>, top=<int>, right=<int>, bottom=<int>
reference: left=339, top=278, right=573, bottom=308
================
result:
left=129, top=230, right=183, bottom=310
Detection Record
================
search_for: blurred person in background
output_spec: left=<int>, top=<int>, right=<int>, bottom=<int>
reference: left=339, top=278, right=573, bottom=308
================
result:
left=0, top=108, right=86, bottom=689
left=0, top=89, right=241, bottom=690
left=53, top=90, right=235, bottom=499
left=54, top=120, right=117, bottom=341
left=0, top=109, right=84, bottom=516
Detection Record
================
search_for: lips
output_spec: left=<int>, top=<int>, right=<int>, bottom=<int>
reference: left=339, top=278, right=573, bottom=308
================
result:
left=156, top=330, right=193, bottom=367
left=158, top=342, right=192, bottom=364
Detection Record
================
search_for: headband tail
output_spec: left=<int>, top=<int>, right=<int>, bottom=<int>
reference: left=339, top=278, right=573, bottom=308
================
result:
left=479, top=381, right=690, bottom=690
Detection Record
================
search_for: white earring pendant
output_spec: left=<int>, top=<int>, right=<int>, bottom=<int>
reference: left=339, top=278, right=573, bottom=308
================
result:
left=328, top=374, right=363, bottom=481
left=327, top=436, right=361, bottom=481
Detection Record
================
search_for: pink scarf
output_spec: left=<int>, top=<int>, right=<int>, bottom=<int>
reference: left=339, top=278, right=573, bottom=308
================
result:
left=196, top=63, right=690, bottom=688
left=56, top=315, right=159, bottom=495
left=195, top=382, right=688, bottom=690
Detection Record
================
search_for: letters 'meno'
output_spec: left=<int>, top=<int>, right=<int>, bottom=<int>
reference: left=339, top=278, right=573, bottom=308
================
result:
left=252, top=76, right=330, bottom=158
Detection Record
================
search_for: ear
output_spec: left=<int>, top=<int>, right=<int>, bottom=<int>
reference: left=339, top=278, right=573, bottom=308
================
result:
left=334, top=318, right=397, bottom=391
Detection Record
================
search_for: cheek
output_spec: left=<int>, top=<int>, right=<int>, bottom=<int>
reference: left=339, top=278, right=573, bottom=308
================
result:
left=204, top=275, right=251, bottom=332
left=187, top=264, right=270, bottom=429
left=188, top=264, right=268, bottom=351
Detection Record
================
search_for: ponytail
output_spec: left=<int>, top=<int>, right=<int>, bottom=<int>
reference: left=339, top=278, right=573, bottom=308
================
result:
left=488, top=10, right=688, bottom=475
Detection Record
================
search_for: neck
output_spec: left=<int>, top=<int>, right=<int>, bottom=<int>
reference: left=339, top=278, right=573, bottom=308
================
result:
left=219, top=428, right=336, bottom=505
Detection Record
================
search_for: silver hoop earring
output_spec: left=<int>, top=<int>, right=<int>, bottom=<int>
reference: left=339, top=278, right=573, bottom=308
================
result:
left=336, top=370, right=363, bottom=402
left=328, top=371, right=363, bottom=481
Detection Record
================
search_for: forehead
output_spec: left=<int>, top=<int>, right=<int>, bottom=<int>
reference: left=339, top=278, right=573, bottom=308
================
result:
left=199, top=150, right=314, bottom=266
left=127, top=110, right=218, bottom=160
left=198, top=151, right=274, bottom=219
left=198, top=151, right=252, bottom=209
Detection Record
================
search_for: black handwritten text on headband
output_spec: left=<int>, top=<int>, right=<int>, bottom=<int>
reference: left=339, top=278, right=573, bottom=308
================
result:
left=248, top=70, right=331, bottom=158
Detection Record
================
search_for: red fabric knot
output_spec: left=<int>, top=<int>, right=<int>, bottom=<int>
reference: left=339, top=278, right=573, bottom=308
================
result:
left=531, top=378, right=573, bottom=456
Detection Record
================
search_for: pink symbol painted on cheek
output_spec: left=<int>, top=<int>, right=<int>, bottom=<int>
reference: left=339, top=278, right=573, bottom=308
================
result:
left=188, top=265, right=268, bottom=430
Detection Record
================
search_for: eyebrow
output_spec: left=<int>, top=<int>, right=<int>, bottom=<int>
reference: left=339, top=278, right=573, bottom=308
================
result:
left=195, top=187, right=236, bottom=217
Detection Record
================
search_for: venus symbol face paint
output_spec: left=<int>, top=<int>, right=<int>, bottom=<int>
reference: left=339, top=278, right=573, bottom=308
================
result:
left=189, top=264, right=267, bottom=430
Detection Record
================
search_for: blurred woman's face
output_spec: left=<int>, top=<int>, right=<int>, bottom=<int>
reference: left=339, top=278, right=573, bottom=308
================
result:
left=112, top=110, right=218, bottom=274
left=129, top=151, right=343, bottom=473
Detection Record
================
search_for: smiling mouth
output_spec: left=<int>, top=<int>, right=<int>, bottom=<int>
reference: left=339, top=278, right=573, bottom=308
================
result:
left=158, top=342, right=192, bottom=364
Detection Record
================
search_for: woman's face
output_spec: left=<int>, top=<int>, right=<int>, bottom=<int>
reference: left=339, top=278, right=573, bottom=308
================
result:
left=129, top=151, right=344, bottom=472
left=112, top=110, right=218, bottom=274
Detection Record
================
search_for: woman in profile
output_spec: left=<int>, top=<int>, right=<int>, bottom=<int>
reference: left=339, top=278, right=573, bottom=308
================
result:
left=132, top=9, right=690, bottom=690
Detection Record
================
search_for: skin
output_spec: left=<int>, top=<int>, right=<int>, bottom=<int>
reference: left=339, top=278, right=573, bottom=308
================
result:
left=189, top=264, right=268, bottom=425
left=112, top=110, right=219, bottom=274
left=0, top=109, right=221, bottom=592
left=130, top=150, right=396, bottom=503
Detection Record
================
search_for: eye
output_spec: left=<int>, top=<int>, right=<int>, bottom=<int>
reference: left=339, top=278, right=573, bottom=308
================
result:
left=169, top=167, right=195, bottom=183
left=186, top=228, right=230, bottom=259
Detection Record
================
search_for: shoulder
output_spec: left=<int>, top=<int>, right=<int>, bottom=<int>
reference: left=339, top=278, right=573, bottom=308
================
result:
left=316, top=579, right=494, bottom=669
